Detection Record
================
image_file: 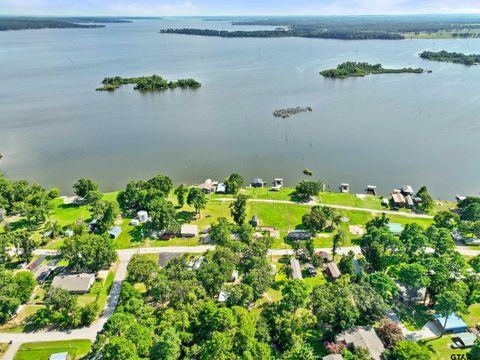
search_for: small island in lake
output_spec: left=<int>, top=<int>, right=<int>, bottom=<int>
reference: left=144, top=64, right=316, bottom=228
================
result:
left=96, top=75, right=201, bottom=92
left=320, top=62, right=426, bottom=79
left=273, top=107, right=313, bottom=118
left=419, top=50, right=480, bottom=65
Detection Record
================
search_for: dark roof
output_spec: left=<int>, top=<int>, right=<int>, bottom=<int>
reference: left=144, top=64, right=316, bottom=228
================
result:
left=286, top=230, right=311, bottom=240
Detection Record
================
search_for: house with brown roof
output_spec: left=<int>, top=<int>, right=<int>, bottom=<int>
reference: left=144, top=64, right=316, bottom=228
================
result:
left=326, top=262, right=341, bottom=281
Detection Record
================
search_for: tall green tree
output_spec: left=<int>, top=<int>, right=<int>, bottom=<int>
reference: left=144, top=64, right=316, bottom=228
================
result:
left=416, top=186, right=434, bottom=212
left=147, top=198, right=179, bottom=233
left=174, top=184, right=188, bottom=208
left=332, top=229, right=347, bottom=261
left=229, top=194, right=249, bottom=225
left=187, top=187, right=207, bottom=217
left=295, top=180, right=322, bottom=202
left=73, top=178, right=99, bottom=200
left=225, top=173, right=244, bottom=195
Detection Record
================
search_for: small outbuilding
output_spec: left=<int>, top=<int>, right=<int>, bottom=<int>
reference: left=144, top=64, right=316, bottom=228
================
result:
left=251, top=178, right=266, bottom=188
left=64, top=229, right=74, bottom=237
left=326, top=262, right=341, bottom=281
left=451, top=332, right=477, bottom=348
left=181, top=224, right=198, bottom=238
left=137, top=210, right=149, bottom=223
left=366, top=185, right=377, bottom=196
left=388, top=223, right=404, bottom=236
left=49, top=353, right=70, bottom=360
left=250, top=215, right=260, bottom=227
left=434, top=314, right=468, bottom=334
left=216, top=183, right=226, bottom=194
left=271, top=178, right=284, bottom=191
left=109, top=226, right=122, bottom=239
left=340, top=183, right=350, bottom=193
left=290, top=258, right=303, bottom=280
left=51, top=273, right=95, bottom=294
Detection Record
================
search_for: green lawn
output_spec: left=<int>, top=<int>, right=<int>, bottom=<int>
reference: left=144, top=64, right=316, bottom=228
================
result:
left=48, top=198, right=91, bottom=226
left=0, top=305, right=44, bottom=333
left=13, top=340, right=91, bottom=360
left=318, top=192, right=384, bottom=210
left=77, top=265, right=116, bottom=310
left=462, top=303, right=480, bottom=328
left=421, top=335, right=469, bottom=360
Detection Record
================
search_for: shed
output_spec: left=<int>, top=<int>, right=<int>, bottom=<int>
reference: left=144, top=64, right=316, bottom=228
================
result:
left=109, top=226, right=122, bottom=239
left=270, top=264, right=277, bottom=275
left=326, top=262, right=341, bottom=280
left=49, top=353, right=70, bottom=360
left=64, top=229, right=74, bottom=237
left=434, top=314, right=468, bottom=334
left=388, top=223, right=404, bottom=236
left=130, top=219, right=140, bottom=226
left=452, top=332, right=476, bottom=348
left=181, top=224, right=198, bottom=238
left=216, top=183, right=226, bottom=194
left=290, top=258, right=303, bottom=280
left=51, top=273, right=95, bottom=294
left=271, top=178, right=284, bottom=191
left=286, top=230, right=311, bottom=241
left=137, top=210, right=149, bottom=223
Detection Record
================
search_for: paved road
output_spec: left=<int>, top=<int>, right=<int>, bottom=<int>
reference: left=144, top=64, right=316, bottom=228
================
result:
left=216, top=198, right=434, bottom=219
left=4, top=244, right=480, bottom=359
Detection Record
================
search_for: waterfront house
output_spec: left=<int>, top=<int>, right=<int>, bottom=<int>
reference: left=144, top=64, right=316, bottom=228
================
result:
left=199, top=179, right=218, bottom=194
left=290, top=258, right=302, bottom=280
left=336, top=327, right=385, bottom=360
left=405, top=195, right=415, bottom=208
left=251, top=178, right=266, bottom=188
left=108, top=226, right=122, bottom=239
left=286, top=230, right=311, bottom=241
left=401, top=185, right=414, bottom=196
left=51, top=273, right=96, bottom=294
left=434, top=314, right=468, bottom=334
left=271, top=178, right=284, bottom=191
left=392, top=192, right=406, bottom=207
left=326, top=262, right=341, bottom=281
left=181, top=224, right=198, bottom=238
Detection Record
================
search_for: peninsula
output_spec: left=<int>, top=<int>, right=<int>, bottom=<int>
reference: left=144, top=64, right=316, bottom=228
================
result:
left=96, top=75, right=201, bottom=92
left=419, top=50, right=480, bottom=65
left=320, top=62, right=426, bottom=79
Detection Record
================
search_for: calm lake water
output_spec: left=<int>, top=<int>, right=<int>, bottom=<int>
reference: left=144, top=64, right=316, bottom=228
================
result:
left=1, top=18, right=480, bottom=198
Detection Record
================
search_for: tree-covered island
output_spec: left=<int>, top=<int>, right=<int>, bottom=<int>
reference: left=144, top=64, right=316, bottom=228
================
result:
left=420, top=50, right=480, bottom=65
left=320, top=62, right=426, bottom=79
left=96, top=75, right=201, bottom=92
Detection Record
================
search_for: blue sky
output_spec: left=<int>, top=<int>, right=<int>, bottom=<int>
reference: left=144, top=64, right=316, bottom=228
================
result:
left=2, top=0, right=480, bottom=16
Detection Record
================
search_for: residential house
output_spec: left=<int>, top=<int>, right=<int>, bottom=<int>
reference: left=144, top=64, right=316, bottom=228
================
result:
left=199, top=179, right=218, bottom=194
left=286, top=230, right=311, bottom=241
left=336, top=326, right=385, bottom=360
left=51, top=273, right=96, bottom=294
left=181, top=224, right=198, bottom=238
left=392, top=192, right=406, bottom=207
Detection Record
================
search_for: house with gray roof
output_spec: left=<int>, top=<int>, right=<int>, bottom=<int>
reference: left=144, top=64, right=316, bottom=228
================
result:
left=51, top=273, right=95, bottom=294
left=290, top=257, right=302, bottom=280
left=336, top=326, right=385, bottom=360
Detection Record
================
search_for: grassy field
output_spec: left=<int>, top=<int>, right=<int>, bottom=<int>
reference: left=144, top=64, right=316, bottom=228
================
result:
left=462, top=303, right=480, bottom=328
left=38, top=190, right=434, bottom=250
left=13, top=340, right=91, bottom=360
left=421, top=335, right=469, bottom=360
left=0, top=305, right=44, bottom=333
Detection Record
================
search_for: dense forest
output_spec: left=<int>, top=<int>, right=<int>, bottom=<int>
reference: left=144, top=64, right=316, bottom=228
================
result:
left=0, top=17, right=131, bottom=31
left=420, top=50, right=480, bottom=65
left=159, top=28, right=404, bottom=40
left=161, top=15, right=480, bottom=40
left=320, top=62, right=426, bottom=79
left=96, top=75, right=201, bottom=92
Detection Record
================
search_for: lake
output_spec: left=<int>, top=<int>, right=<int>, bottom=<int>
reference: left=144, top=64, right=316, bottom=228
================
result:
left=1, top=18, right=479, bottom=198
